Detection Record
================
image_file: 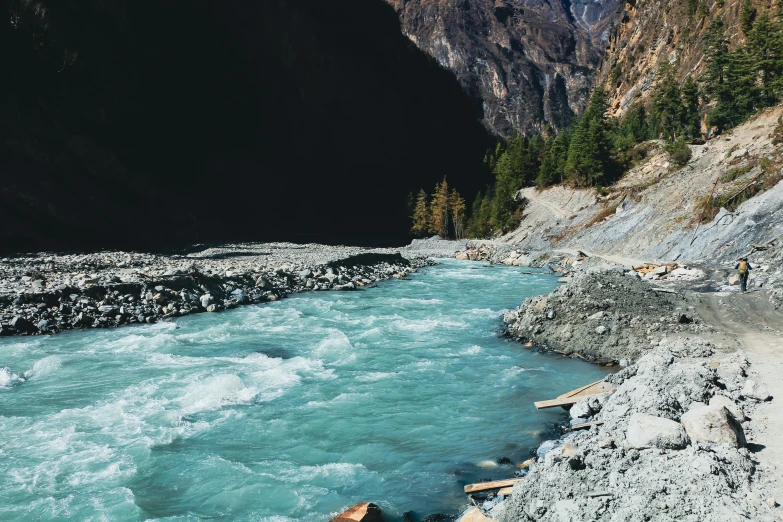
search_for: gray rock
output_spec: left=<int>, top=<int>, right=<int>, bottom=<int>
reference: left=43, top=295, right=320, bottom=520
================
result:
left=536, top=439, right=562, bottom=460
left=681, top=405, right=746, bottom=448
left=569, top=398, right=593, bottom=420
left=709, top=395, right=744, bottom=421
left=10, top=316, right=34, bottom=333
left=741, top=379, right=771, bottom=401
left=626, top=413, right=688, bottom=449
left=98, top=305, right=119, bottom=315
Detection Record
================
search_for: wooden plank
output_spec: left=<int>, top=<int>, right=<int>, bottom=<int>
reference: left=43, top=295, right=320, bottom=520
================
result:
left=517, top=457, right=536, bottom=469
left=536, top=381, right=614, bottom=409
left=559, top=380, right=614, bottom=399
left=558, top=380, right=603, bottom=399
left=534, top=396, right=582, bottom=409
left=497, top=487, right=514, bottom=496
left=464, top=478, right=522, bottom=494
left=570, top=421, right=604, bottom=430
left=586, top=491, right=614, bottom=498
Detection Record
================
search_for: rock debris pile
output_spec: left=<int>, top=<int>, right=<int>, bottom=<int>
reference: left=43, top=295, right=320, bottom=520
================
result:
left=503, top=271, right=710, bottom=364
left=0, top=243, right=429, bottom=336
left=489, top=338, right=777, bottom=522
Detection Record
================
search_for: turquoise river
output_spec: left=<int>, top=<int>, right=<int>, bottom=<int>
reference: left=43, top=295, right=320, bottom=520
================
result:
left=0, top=259, right=608, bottom=521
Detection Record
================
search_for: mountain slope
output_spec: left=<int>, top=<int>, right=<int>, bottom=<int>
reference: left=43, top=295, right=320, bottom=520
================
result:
left=499, top=105, right=783, bottom=266
left=0, top=0, right=492, bottom=253
left=387, top=0, right=620, bottom=135
left=597, top=0, right=770, bottom=118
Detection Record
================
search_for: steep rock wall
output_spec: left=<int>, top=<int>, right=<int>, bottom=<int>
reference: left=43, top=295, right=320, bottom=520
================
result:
left=387, top=0, right=620, bottom=135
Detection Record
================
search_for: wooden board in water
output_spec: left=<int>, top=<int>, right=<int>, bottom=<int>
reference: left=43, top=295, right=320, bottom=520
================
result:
left=534, top=380, right=614, bottom=409
left=464, top=478, right=521, bottom=494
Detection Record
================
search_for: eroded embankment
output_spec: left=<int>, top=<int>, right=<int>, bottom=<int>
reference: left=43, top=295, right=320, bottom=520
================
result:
left=465, top=271, right=779, bottom=522
left=0, top=243, right=431, bottom=336
left=502, top=271, right=709, bottom=364
left=493, top=338, right=776, bottom=522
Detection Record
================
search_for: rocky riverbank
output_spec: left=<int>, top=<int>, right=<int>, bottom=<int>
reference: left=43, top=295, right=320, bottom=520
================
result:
left=502, top=271, right=710, bottom=364
left=453, top=256, right=781, bottom=522
left=0, top=243, right=431, bottom=336
left=489, top=337, right=778, bottom=522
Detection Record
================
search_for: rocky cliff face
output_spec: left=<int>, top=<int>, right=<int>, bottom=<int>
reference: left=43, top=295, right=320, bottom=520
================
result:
left=597, top=0, right=766, bottom=118
left=387, top=0, right=620, bottom=135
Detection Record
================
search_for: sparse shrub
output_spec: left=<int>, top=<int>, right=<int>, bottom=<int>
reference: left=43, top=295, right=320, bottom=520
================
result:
left=665, top=138, right=692, bottom=167
left=719, top=164, right=753, bottom=183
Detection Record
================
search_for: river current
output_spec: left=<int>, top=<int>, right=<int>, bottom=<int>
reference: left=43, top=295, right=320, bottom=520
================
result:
left=0, top=260, right=608, bottom=521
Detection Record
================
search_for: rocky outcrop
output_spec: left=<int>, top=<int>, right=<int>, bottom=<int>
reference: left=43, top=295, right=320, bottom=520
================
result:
left=494, top=106, right=783, bottom=282
left=387, top=0, right=620, bottom=135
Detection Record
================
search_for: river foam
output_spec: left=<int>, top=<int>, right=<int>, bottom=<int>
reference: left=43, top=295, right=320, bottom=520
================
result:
left=0, top=260, right=609, bottom=521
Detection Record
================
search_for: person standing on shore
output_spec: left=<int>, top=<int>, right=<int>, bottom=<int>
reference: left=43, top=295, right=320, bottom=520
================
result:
left=735, top=257, right=752, bottom=292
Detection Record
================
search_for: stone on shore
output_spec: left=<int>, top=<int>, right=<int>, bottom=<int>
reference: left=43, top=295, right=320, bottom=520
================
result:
left=626, top=413, right=688, bottom=449
left=741, top=379, right=771, bottom=401
left=709, top=395, right=744, bottom=421
left=330, top=502, right=384, bottom=522
left=10, top=316, right=35, bottom=334
left=680, top=405, right=746, bottom=448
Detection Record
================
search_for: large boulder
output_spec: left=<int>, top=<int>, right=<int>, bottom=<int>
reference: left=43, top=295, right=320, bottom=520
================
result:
left=10, top=316, right=36, bottom=334
left=330, top=502, right=384, bottom=522
left=709, top=395, right=744, bottom=421
left=626, top=413, right=688, bottom=449
left=681, top=405, right=746, bottom=448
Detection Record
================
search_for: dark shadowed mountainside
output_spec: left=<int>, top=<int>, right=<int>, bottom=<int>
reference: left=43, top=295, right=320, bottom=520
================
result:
left=386, top=0, right=620, bottom=136
left=0, top=0, right=493, bottom=254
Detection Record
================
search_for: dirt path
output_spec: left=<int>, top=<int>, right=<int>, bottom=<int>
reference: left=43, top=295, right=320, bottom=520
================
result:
left=519, top=187, right=569, bottom=219
left=552, top=248, right=649, bottom=269
left=695, top=289, right=783, bottom=502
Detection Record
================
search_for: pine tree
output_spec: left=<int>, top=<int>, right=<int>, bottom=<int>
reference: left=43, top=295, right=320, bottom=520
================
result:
left=410, top=189, right=430, bottom=237
left=702, top=17, right=757, bottom=131
left=681, top=77, right=701, bottom=139
left=741, top=0, right=757, bottom=34
left=565, top=89, right=615, bottom=186
left=748, top=13, right=783, bottom=107
left=537, top=132, right=569, bottom=187
left=651, top=62, right=685, bottom=140
left=448, top=189, right=467, bottom=239
left=429, top=177, right=450, bottom=238
left=614, top=103, right=651, bottom=149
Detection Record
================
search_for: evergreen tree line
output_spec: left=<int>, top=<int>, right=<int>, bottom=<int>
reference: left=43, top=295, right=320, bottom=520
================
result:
left=409, top=177, right=468, bottom=239
left=703, top=5, right=783, bottom=132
